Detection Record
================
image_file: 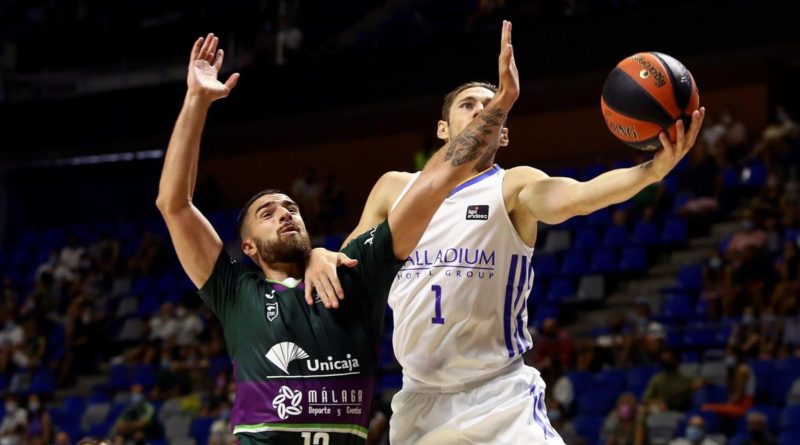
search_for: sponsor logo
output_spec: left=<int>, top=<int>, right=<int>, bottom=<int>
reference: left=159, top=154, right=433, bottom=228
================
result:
left=364, top=226, right=378, bottom=246
left=266, top=342, right=309, bottom=374
left=606, top=121, right=638, bottom=139
left=466, top=205, right=489, bottom=220
left=306, top=354, right=360, bottom=373
left=266, top=302, right=279, bottom=321
left=265, top=290, right=276, bottom=300
left=631, top=54, right=667, bottom=88
left=272, top=386, right=302, bottom=419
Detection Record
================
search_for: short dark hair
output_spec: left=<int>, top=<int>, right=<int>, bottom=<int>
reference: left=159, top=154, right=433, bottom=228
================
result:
left=441, top=81, right=498, bottom=122
left=236, top=188, right=286, bottom=240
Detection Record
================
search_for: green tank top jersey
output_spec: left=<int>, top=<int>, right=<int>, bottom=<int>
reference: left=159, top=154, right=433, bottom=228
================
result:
left=198, top=222, right=401, bottom=444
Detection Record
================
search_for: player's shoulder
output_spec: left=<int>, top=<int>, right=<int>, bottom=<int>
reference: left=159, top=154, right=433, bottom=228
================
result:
left=376, top=171, right=414, bottom=191
left=504, top=166, right=549, bottom=189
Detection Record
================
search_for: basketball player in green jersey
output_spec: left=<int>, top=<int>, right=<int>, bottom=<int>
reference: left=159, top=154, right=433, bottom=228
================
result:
left=156, top=23, right=518, bottom=445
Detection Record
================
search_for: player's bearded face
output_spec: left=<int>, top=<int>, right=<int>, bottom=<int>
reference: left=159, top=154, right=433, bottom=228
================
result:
left=254, top=229, right=311, bottom=264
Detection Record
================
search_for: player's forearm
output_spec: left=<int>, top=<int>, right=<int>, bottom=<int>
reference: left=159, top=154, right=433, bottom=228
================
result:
left=156, top=94, right=213, bottom=212
left=426, top=94, right=513, bottom=186
left=573, top=161, right=660, bottom=215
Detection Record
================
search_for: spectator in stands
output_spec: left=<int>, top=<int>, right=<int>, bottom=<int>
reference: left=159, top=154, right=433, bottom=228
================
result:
left=208, top=400, right=236, bottom=445
left=112, top=384, right=156, bottom=442
left=53, top=432, right=70, bottom=445
left=668, top=415, right=720, bottom=445
left=742, top=411, right=775, bottom=445
left=54, top=234, right=86, bottom=284
left=174, top=303, right=203, bottom=346
left=701, top=345, right=755, bottom=423
left=152, top=347, right=190, bottom=400
left=533, top=317, right=573, bottom=372
left=13, top=318, right=46, bottom=371
left=595, top=313, right=633, bottom=368
left=89, top=231, right=120, bottom=282
left=0, top=394, right=27, bottom=445
left=779, top=296, right=800, bottom=356
left=148, top=303, right=177, bottom=342
left=127, top=232, right=166, bottom=278
left=545, top=398, right=581, bottom=445
left=604, top=392, right=644, bottom=445
left=643, top=350, right=694, bottom=412
left=22, top=271, right=58, bottom=324
left=25, top=394, right=52, bottom=445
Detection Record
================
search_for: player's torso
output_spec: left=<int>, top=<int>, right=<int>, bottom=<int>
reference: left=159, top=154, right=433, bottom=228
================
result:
left=227, top=279, right=375, bottom=443
left=387, top=166, right=536, bottom=391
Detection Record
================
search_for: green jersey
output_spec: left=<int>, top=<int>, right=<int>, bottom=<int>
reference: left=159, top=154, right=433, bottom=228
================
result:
left=198, top=222, right=401, bottom=444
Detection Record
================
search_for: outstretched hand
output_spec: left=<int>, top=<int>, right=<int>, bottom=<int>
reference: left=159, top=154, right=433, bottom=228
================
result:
left=497, top=20, right=519, bottom=106
left=187, top=33, right=240, bottom=102
left=650, top=107, right=706, bottom=181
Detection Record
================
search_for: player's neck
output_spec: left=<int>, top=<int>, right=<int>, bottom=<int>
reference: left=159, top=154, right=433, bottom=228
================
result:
left=261, top=261, right=304, bottom=282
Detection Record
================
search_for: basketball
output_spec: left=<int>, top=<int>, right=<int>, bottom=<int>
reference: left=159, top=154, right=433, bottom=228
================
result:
left=601, top=52, right=700, bottom=151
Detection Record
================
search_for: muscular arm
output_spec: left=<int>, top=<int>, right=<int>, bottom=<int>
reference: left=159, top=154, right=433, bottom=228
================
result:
left=342, top=171, right=410, bottom=248
left=387, top=21, right=520, bottom=258
left=515, top=109, right=705, bottom=225
left=156, top=34, right=239, bottom=288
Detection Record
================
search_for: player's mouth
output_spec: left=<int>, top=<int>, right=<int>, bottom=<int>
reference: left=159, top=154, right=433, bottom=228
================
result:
left=280, top=224, right=299, bottom=235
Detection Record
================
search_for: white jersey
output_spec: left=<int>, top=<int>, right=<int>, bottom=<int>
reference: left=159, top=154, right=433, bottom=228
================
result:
left=389, top=165, right=535, bottom=392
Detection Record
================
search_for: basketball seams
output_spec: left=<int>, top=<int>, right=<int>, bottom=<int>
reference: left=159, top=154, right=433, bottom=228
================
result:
left=617, top=54, right=681, bottom=119
left=602, top=67, right=675, bottom=131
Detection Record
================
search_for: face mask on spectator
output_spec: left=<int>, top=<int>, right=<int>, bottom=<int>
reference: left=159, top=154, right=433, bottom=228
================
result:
left=686, top=425, right=704, bottom=442
left=28, top=402, right=40, bottom=412
left=131, top=393, right=144, bottom=404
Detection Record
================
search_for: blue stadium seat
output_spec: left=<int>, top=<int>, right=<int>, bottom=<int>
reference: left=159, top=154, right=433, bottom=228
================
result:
left=661, top=218, right=688, bottom=244
left=721, top=166, right=738, bottom=189
left=577, top=390, right=618, bottom=416
left=748, top=360, right=774, bottom=404
left=779, top=432, right=800, bottom=445
left=602, top=225, right=628, bottom=248
left=619, top=246, right=647, bottom=273
left=534, top=254, right=559, bottom=279
left=30, top=368, right=56, bottom=394
left=660, top=293, right=694, bottom=322
left=208, top=355, right=232, bottom=378
left=588, top=248, right=618, bottom=274
left=567, top=371, right=594, bottom=395
left=631, top=220, right=660, bottom=246
left=190, top=416, right=216, bottom=445
left=530, top=304, right=559, bottom=328
left=573, top=228, right=600, bottom=250
left=692, top=384, right=728, bottom=407
left=627, top=366, right=659, bottom=398
left=109, top=363, right=131, bottom=392
left=379, top=373, right=402, bottom=391
left=741, top=162, right=767, bottom=189
left=587, top=208, right=612, bottom=228
left=677, top=264, right=704, bottom=293
left=573, top=415, right=605, bottom=444
left=561, top=251, right=587, bottom=276
left=595, top=369, right=626, bottom=392
left=546, top=278, right=575, bottom=302
left=772, top=363, right=800, bottom=405
left=682, top=327, right=717, bottom=350
left=780, top=405, right=800, bottom=432
left=132, top=364, right=156, bottom=390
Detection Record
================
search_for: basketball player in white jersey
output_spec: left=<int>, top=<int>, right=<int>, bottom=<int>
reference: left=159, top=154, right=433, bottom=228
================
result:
left=335, top=23, right=706, bottom=445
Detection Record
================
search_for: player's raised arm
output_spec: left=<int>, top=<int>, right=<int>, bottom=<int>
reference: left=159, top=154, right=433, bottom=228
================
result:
left=389, top=20, right=519, bottom=259
left=156, top=33, right=240, bottom=288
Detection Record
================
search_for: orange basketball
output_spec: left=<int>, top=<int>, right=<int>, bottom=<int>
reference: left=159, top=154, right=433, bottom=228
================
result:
left=601, top=52, right=700, bottom=151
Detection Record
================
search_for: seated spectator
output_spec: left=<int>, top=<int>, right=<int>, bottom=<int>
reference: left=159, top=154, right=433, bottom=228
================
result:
left=148, top=303, right=177, bottom=342
left=53, top=432, right=71, bottom=445
left=208, top=400, right=236, bottom=445
left=595, top=313, right=633, bottom=368
left=741, top=411, right=775, bottom=445
left=643, top=350, right=694, bottom=412
left=546, top=398, right=582, bottom=445
left=174, top=303, right=203, bottom=346
left=0, top=394, right=27, bottom=445
left=112, top=384, right=157, bottom=442
left=604, top=392, right=644, bottom=445
left=533, top=318, right=573, bottom=372
left=702, top=346, right=755, bottom=419
left=668, top=415, right=721, bottom=445
left=25, top=394, right=52, bottom=445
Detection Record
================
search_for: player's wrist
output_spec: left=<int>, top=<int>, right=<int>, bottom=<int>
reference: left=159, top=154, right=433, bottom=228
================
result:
left=184, top=90, right=215, bottom=108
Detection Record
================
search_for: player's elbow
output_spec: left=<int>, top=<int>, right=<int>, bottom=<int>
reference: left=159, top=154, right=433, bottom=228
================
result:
left=155, top=193, right=188, bottom=216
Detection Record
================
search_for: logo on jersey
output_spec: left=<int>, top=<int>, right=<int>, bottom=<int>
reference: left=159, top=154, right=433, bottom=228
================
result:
left=466, top=205, right=489, bottom=220
left=266, top=342, right=309, bottom=374
left=266, top=302, right=279, bottom=321
left=272, top=386, right=302, bottom=419
left=364, top=225, right=378, bottom=246
left=265, top=290, right=276, bottom=300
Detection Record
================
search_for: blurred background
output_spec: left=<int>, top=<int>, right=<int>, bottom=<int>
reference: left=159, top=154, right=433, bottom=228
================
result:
left=0, top=0, right=800, bottom=444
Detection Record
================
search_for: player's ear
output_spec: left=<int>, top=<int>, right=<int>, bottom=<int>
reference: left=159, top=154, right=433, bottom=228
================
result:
left=241, top=238, right=257, bottom=259
left=437, top=120, right=449, bottom=141
left=499, top=127, right=509, bottom=147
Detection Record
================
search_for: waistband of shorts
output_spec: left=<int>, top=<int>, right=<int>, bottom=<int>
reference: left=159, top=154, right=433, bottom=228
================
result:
left=401, top=358, right=539, bottom=394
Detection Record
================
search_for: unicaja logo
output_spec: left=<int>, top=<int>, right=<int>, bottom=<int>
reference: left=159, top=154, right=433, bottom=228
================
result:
left=272, top=386, right=302, bottom=419
left=306, top=354, right=360, bottom=372
left=266, top=342, right=309, bottom=374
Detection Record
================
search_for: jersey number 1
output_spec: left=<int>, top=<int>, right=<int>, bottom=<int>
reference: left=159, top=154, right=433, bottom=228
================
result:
left=431, top=285, right=445, bottom=324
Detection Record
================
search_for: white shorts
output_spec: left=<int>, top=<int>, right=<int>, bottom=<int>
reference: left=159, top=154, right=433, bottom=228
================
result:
left=389, top=365, right=566, bottom=445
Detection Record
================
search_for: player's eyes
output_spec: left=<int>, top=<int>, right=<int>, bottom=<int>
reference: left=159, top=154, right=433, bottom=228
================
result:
left=460, top=103, right=474, bottom=109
